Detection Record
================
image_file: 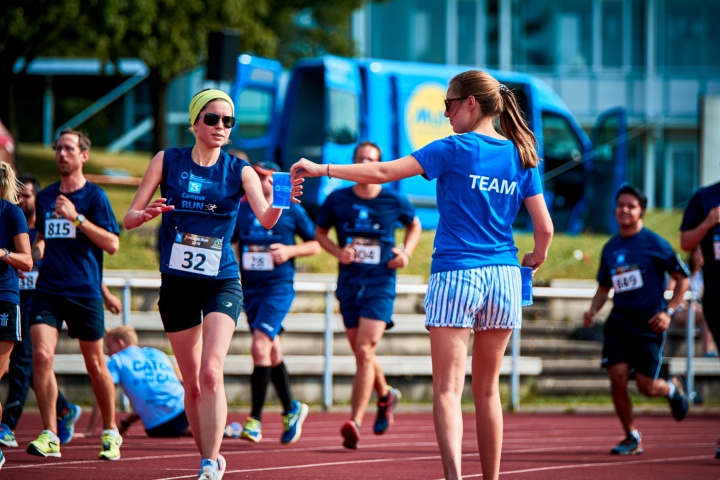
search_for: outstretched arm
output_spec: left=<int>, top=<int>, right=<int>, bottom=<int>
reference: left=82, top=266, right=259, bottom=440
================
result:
left=291, top=155, right=425, bottom=185
left=124, top=151, right=174, bottom=230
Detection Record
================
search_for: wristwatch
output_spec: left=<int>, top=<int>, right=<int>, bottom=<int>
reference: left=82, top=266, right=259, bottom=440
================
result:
left=1, top=247, right=10, bottom=261
left=73, top=213, right=86, bottom=227
left=664, top=307, right=676, bottom=317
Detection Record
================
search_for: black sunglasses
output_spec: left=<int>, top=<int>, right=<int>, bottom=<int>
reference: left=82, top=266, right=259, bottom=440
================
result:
left=200, top=113, right=236, bottom=128
left=444, top=96, right=468, bottom=111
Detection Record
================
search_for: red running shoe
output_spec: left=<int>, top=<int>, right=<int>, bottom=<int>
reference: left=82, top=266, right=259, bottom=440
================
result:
left=340, top=420, right=360, bottom=449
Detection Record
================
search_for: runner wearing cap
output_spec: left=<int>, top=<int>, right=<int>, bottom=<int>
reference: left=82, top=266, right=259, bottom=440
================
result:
left=232, top=160, right=319, bottom=445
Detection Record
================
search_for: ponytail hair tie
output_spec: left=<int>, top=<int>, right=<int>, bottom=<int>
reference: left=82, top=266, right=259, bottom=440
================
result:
left=499, top=84, right=508, bottom=94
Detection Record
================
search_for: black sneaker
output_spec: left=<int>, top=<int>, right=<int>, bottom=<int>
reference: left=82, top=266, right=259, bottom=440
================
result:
left=610, top=434, right=643, bottom=455
left=668, top=376, right=689, bottom=421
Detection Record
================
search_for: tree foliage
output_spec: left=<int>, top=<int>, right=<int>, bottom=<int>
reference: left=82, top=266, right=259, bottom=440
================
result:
left=0, top=0, right=369, bottom=150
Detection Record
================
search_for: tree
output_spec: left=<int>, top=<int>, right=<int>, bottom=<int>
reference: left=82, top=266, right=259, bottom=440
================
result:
left=1, top=0, right=369, bottom=151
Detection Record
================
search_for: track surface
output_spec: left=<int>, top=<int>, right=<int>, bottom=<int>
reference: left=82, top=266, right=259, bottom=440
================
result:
left=2, top=410, right=718, bottom=479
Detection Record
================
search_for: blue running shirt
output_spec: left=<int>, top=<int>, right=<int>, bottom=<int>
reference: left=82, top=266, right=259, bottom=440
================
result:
left=315, top=187, right=416, bottom=286
left=107, top=346, right=185, bottom=429
left=598, top=228, right=689, bottom=324
left=35, top=182, right=119, bottom=298
left=680, top=181, right=720, bottom=290
left=412, top=132, right=542, bottom=274
left=0, top=200, right=29, bottom=304
left=234, top=200, right=315, bottom=287
left=159, top=148, right=248, bottom=279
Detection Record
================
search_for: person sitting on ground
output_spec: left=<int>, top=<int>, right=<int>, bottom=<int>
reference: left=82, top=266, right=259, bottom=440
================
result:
left=80, top=326, right=191, bottom=438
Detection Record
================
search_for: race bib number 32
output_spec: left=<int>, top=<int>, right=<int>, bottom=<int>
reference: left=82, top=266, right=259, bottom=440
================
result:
left=169, top=232, right=223, bottom=276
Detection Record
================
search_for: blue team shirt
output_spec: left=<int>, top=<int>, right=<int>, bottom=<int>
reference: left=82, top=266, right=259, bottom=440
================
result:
left=35, top=182, right=118, bottom=298
left=412, top=132, right=543, bottom=274
left=234, top=200, right=315, bottom=287
left=0, top=200, right=29, bottom=304
left=315, top=187, right=416, bottom=286
left=159, top=148, right=248, bottom=279
left=680, top=181, right=720, bottom=289
left=107, top=346, right=185, bottom=429
left=598, top=228, right=688, bottom=324
left=19, top=227, right=39, bottom=312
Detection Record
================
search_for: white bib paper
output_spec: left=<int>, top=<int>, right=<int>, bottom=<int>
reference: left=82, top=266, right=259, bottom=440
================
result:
left=19, top=271, right=39, bottom=291
left=351, top=237, right=381, bottom=265
left=169, top=232, right=223, bottom=277
left=243, top=245, right=274, bottom=271
left=612, top=269, right=644, bottom=293
left=45, top=217, right=76, bottom=239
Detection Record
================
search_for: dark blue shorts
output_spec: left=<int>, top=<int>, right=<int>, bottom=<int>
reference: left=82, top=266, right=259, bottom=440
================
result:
left=158, top=274, right=243, bottom=333
left=244, top=284, right=294, bottom=340
left=336, top=282, right=395, bottom=330
left=601, top=315, right=664, bottom=379
left=29, top=292, right=105, bottom=341
left=0, top=301, right=21, bottom=342
left=145, top=410, right=190, bottom=438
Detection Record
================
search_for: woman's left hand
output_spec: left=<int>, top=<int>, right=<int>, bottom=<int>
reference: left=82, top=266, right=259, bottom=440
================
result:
left=291, top=158, right=325, bottom=179
left=291, top=176, right=304, bottom=204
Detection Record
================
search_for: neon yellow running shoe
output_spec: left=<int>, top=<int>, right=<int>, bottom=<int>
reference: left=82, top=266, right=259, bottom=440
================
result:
left=26, top=431, right=61, bottom=458
left=99, top=432, right=122, bottom=461
left=240, top=417, right=262, bottom=443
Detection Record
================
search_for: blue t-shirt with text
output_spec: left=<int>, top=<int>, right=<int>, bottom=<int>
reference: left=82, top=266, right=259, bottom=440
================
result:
left=234, top=200, right=315, bottom=287
left=412, top=132, right=542, bottom=274
left=35, top=182, right=118, bottom=298
left=0, top=200, right=29, bottom=304
left=315, top=187, right=416, bottom=286
left=598, top=228, right=689, bottom=325
left=680, top=181, right=720, bottom=290
left=107, top=345, right=185, bottom=430
left=159, top=148, right=247, bottom=279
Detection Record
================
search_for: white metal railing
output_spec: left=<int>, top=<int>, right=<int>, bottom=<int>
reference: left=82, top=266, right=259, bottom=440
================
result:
left=103, top=274, right=702, bottom=409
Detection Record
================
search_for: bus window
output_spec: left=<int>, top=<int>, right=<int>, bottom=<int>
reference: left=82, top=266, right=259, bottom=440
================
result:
left=235, top=89, right=273, bottom=139
left=541, top=113, right=585, bottom=232
left=327, top=88, right=359, bottom=145
left=286, top=69, right=325, bottom=162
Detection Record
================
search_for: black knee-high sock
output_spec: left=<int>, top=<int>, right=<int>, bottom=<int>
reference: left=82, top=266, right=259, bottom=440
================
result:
left=270, top=361, right=293, bottom=412
left=250, top=366, right=272, bottom=420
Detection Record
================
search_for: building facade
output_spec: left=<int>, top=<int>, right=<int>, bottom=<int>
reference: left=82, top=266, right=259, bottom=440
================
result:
left=352, top=0, right=720, bottom=208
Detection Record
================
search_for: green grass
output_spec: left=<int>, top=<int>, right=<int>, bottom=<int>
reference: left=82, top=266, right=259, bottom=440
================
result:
left=16, top=143, right=689, bottom=280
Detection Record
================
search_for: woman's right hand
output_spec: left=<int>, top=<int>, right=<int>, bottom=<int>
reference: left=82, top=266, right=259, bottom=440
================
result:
left=141, top=197, right=174, bottom=223
left=291, top=158, right=325, bottom=179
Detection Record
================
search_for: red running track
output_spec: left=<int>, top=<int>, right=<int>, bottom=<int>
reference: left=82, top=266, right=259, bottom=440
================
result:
left=1, top=410, right=718, bottom=479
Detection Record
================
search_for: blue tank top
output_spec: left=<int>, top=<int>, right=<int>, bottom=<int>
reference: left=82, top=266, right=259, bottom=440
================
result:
left=0, top=200, right=28, bottom=304
left=159, top=147, right=248, bottom=279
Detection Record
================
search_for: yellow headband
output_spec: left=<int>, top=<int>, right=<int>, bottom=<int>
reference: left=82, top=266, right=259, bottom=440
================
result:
left=189, top=89, right=235, bottom=125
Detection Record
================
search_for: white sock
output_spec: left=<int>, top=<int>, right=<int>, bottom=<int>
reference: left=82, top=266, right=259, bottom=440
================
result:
left=667, top=380, right=677, bottom=398
left=102, top=428, right=120, bottom=438
left=629, top=429, right=641, bottom=441
left=44, top=430, right=60, bottom=443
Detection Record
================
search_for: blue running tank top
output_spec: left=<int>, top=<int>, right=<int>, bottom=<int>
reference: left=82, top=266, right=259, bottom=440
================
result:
left=159, top=147, right=248, bottom=279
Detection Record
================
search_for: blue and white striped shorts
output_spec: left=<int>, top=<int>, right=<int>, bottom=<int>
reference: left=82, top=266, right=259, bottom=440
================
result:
left=424, top=265, right=522, bottom=331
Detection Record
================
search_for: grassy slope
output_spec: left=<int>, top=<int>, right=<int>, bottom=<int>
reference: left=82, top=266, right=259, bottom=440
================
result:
left=16, top=143, right=687, bottom=282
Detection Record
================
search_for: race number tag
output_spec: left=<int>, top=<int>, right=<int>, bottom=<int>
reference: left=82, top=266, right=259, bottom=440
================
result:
left=714, top=234, right=720, bottom=261
left=45, top=213, right=76, bottom=239
left=350, top=237, right=381, bottom=265
left=19, top=271, right=39, bottom=291
left=169, top=232, right=223, bottom=276
left=612, top=269, right=644, bottom=293
left=242, top=245, right=274, bottom=271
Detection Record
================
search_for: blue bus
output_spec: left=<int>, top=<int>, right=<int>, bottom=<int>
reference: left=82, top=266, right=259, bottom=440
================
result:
left=229, top=54, right=627, bottom=233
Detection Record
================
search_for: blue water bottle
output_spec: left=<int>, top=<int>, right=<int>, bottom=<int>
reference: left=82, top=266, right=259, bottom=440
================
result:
left=520, top=266, right=533, bottom=307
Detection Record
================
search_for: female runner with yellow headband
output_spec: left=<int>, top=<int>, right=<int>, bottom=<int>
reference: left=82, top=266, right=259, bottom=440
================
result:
left=124, top=89, right=300, bottom=480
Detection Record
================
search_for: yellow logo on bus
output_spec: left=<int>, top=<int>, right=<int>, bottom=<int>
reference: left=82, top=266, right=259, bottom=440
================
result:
left=405, top=82, right=454, bottom=151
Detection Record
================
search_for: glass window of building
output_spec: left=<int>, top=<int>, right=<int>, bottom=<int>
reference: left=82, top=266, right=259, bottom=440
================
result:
left=662, top=0, right=718, bottom=70
left=601, top=0, right=623, bottom=68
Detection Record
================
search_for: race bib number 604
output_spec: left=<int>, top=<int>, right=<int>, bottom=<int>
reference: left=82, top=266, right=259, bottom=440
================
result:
left=169, top=232, right=223, bottom=276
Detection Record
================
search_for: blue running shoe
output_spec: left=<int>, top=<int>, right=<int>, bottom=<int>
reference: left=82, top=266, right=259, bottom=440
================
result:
left=281, top=400, right=309, bottom=444
left=0, top=423, right=17, bottom=447
left=373, top=386, right=401, bottom=435
left=57, top=404, right=82, bottom=445
left=240, top=417, right=262, bottom=443
left=668, top=376, right=689, bottom=421
left=610, top=434, right=643, bottom=455
left=0, top=449, right=5, bottom=469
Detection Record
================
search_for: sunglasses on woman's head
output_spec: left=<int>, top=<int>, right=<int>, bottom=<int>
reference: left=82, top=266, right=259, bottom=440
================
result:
left=200, top=113, right=236, bottom=128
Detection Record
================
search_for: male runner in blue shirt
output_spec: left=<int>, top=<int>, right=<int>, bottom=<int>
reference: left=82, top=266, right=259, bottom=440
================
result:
left=315, top=141, right=421, bottom=449
left=233, top=160, right=319, bottom=444
left=584, top=185, right=690, bottom=456
left=26, top=129, right=122, bottom=461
